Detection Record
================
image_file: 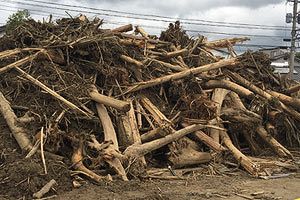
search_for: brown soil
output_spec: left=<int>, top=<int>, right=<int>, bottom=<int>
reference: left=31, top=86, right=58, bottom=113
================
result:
left=1, top=117, right=300, bottom=200
left=55, top=175, right=300, bottom=200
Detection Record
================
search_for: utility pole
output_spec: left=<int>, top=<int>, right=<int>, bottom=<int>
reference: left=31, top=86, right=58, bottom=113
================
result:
left=288, top=0, right=298, bottom=79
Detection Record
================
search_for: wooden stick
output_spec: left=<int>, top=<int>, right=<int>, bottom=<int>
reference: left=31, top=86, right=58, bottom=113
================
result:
left=135, top=26, right=149, bottom=38
left=0, top=91, right=32, bottom=151
left=15, top=67, right=90, bottom=117
left=256, top=126, right=293, bottom=158
left=220, top=130, right=258, bottom=176
left=203, top=79, right=255, bottom=100
left=72, top=140, right=107, bottom=182
left=126, top=57, right=238, bottom=93
left=89, top=86, right=130, bottom=112
left=229, top=72, right=300, bottom=121
left=124, top=124, right=215, bottom=159
left=111, top=24, right=133, bottom=33
left=210, top=88, right=230, bottom=142
left=204, top=37, right=250, bottom=49
left=96, top=103, right=128, bottom=181
left=162, top=49, right=188, bottom=58
left=0, top=47, right=43, bottom=59
left=285, top=83, right=300, bottom=94
left=0, top=53, right=39, bottom=75
left=33, top=179, right=57, bottom=199
left=120, top=55, right=144, bottom=68
left=267, top=90, right=300, bottom=111
left=181, top=122, right=226, bottom=152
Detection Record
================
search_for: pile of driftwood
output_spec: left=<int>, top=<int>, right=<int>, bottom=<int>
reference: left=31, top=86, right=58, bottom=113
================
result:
left=0, top=15, right=299, bottom=184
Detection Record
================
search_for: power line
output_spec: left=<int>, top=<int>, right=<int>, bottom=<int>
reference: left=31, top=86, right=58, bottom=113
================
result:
left=21, top=0, right=290, bottom=29
left=0, top=6, right=288, bottom=40
left=3, top=0, right=290, bottom=31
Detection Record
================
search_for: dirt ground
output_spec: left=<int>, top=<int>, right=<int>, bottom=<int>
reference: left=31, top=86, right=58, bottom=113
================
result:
left=56, top=175, right=300, bottom=200
left=1, top=117, right=300, bottom=200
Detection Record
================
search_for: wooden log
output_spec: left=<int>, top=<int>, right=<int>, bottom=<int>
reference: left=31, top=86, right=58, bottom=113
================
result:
left=118, top=33, right=170, bottom=45
left=0, top=91, right=33, bottom=151
left=120, top=55, right=144, bottom=68
left=267, top=90, right=300, bottom=111
left=150, top=59, right=184, bottom=72
left=285, top=83, right=300, bottom=94
left=256, top=126, right=293, bottom=158
left=135, top=26, right=149, bottom=38
left=203, top=79, right=255, bottom=100
left=181, top=122, right=226, bottom=152
left=126, top=57, right=238, bottom=93
left=72, top=139, right=107, bottom=182
left=220, top=130, right=259, bottom=176
left=162, top=49, right=188, bottom=58
left=89, top=86, right=130, bottom=112
left=96, top=103, right=128, bottom=181
left=168, top=147, right=212, bottom=168
left=140, top=96, right=200, bottom=150
left=123, top=124, right=215, bottom=159
left=229, top=72, right=300, bottom=121
left=210, top=88, right=230, bottom=142
left=203, top=37, right=250, bottom=49
left=111, top=24, right=133, bottom=33
left=141, top=127, right=166, bottom=143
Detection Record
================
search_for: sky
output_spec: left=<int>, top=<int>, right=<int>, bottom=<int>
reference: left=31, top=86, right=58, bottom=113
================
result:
left=0, top=0, right=296, bottom=50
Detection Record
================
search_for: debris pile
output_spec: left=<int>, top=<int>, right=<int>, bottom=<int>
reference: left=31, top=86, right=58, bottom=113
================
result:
left=0, top=16, right=299, bottom=198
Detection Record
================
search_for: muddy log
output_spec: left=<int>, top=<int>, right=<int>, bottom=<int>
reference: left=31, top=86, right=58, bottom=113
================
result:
left=285, top=83, right=300, bottom=94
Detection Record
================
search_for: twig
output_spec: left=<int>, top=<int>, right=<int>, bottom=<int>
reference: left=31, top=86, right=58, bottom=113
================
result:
left=40, top=127, right=47, bottom=175
left=33, top=179, right=57, bottom=199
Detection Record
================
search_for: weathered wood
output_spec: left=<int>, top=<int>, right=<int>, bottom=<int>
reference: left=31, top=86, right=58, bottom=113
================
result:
left=0, top=53, right=39, bottom=74
left=286, top=83, right=300, bottom=94
left=256, top=126, right=293, bottom=158
left=111, top=24, right=133, bottom=33
left=126, top=57, right=238, bottom=93
left=124, top=124, right=214, bottom=159
left=162, top=49, right=188, bottom=58
left=204, top=37, right=250, bottom=49
left=267, top=90, right=300, bottom=110
left=181, top=122, right=226, bottom=152
left=135, top=26, right=149, bottom=38
left=120, top=55, right=144, bottom=68
left=0, top=91, right=33, bottom=151
left=203, top=79, right=255, bottom=100
left=210, top=88, right=230, bottom=142
left=96, top=103, right=128, bottom=181
left=220, top=130, right=259, bottom=176
left=89, top=86, right=130, bottom=112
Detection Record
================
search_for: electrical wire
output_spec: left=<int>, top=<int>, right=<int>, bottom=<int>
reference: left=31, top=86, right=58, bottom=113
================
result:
left=3, top=0, right=290, bottom=31
left=21, top=0, right=290, bottom=29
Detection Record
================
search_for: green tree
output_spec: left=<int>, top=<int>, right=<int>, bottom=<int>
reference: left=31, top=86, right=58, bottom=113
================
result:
left=5, top=9, right=30, bottom=34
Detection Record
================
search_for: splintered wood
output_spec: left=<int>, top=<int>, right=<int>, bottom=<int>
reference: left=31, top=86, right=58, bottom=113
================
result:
left=0, top=16, right=299, bottom=186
